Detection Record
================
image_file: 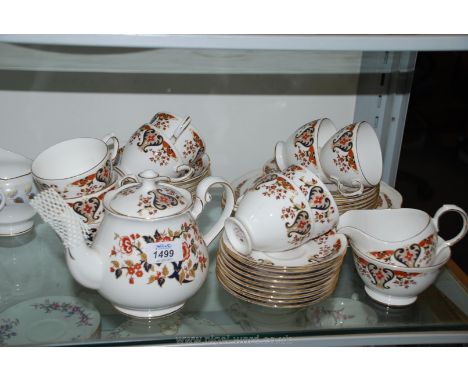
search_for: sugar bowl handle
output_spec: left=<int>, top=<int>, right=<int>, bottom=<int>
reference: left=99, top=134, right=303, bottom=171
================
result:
left=433, top=204, right=468, bottom=248
left=192, top=176, right=234, bottom=246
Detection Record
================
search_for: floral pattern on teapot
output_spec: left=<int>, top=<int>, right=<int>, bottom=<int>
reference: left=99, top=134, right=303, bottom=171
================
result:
left=137, top=187, right=185, bottom=217
left=368, top=233, right=436, bottom=267
left=331, top=123, right=358, bottom=173
left=108, top=222, right=208, bottom=287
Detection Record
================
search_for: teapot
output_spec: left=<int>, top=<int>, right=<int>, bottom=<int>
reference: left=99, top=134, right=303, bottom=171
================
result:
left=32, top=170, right=234, bottom=318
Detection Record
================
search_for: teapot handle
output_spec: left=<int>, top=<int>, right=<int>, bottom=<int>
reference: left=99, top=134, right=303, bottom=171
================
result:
left=433, top=204, right=468, bottom=248
left=0, top=189, right=5, bottom=211
left=191, top=176, right=234, bottom=247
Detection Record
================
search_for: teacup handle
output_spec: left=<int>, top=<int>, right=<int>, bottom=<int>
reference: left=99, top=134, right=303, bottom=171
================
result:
left=118, top=175, right=139, bottom=187
left=172, top=116, right=192, bottom=141
left=102, top=133, right=120, bottom=162
left=191, top=176, right=234, bottom=247
left=169, top=164, right=195, bottom=184
left=0, top=190, right=6, bottom=211
left=329, top=176, right=364, bottom=197
left=433, top=204, right=468, bottom=248
left=274, top=141, right=288, bottom=171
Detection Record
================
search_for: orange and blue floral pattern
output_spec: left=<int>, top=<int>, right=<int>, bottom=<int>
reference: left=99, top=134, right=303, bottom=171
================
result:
left=109, top=222, right=207, bottom=287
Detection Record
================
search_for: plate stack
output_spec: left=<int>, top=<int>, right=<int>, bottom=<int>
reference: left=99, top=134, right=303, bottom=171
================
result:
left=216, top=231, right=347, bottom=308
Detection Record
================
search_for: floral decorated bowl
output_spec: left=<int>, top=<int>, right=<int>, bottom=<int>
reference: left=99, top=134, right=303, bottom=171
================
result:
left=351, top=237, right=451, bottom=306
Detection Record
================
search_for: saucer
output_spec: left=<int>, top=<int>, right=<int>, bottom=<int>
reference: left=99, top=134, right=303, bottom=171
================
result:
left=377, top=181, right=403, bottom=209
left=221, top=230, right=347, bottom=268
left=217, top=271, right=335, bottom=309
left=305, top=296, right=378, bottom=328
left=0, top=296, right=100, bottom=345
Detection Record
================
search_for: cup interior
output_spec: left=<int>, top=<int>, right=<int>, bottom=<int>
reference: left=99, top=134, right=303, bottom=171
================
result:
left=355, top=122, right=383, bottom=186
left=33, top=138, right=108, bottom=180
left=224, top=217, right=252, bottom=256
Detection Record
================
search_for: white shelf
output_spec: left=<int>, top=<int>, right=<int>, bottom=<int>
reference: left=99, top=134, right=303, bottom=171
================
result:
left=1, top=34, right=468, bottom=51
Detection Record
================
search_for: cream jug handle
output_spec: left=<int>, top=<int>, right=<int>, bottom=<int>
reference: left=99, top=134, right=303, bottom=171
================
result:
left=101, top=133, right=120, bottom=162
left=192, top=176, right=235, bottom=246
left=433, top=204, right=468, bottom=248
left=0, top=190, right=5, bottom=211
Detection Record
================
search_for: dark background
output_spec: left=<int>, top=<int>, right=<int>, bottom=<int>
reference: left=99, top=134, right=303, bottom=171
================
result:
left=396, top=51, right=468, bottom=273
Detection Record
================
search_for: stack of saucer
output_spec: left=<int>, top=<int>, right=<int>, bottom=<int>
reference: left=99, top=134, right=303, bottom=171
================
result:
left=216, top=231, right=348, bottom=308
left=223, top=165, right=400, bottom=214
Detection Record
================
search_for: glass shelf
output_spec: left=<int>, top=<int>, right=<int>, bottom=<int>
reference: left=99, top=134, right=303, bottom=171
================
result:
left=0, top=42, right=406, bottom=75
left=1, top=191, right=467, bottom=346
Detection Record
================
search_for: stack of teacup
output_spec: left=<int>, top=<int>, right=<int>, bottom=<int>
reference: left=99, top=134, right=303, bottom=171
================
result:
left=218, top=165, right=348, bottom=308
left=32, top=134, right=120, bottom=242
left=275, top=119, right=383, bottom=214
left=338, top=205, right=468, bottom=306
left=116, top=112, right=211, bottom=196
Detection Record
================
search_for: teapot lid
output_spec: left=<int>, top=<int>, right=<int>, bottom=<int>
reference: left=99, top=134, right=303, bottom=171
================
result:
left=106, top=170, right=192, bottom=219
left=0, top=148, right=32, bottom=180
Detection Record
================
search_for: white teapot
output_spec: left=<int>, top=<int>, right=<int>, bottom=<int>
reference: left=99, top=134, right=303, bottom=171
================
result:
left=35, top=170, right=234, bottom=318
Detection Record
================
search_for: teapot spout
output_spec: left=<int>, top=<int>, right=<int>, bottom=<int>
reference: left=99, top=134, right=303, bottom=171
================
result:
left=67, top=244, right=103, bottom=290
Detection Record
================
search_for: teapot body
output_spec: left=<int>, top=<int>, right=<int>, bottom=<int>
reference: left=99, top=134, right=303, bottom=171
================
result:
left=93, top=211, right=209, bottom=318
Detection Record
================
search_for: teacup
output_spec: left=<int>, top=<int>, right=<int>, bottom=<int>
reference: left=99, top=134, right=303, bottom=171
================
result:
left=224, top=165, right=339, bottom=255
left=338, top=205, right=468, bottom=268
left=66, top=175, right=118, bottom=227
left=275, top=118, right=337, bottom=179
left=0, top=148, right=37, bottom=236
left=120, top=123, right=194, bottom=180
left=319, top=122, right=382, bottom=196
left=32, top=134, right=119, bottom=199
left=150, top=112, right=206, bottom=166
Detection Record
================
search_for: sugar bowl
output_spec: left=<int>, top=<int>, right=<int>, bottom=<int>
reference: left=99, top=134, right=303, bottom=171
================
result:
left=0, top=148, right=37, bottom=236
